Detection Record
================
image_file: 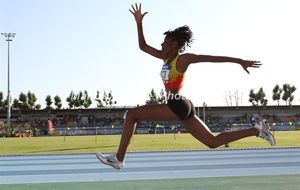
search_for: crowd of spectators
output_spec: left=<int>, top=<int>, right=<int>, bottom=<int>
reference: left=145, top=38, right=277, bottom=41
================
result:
left=1, top=110, right=299, bottom=137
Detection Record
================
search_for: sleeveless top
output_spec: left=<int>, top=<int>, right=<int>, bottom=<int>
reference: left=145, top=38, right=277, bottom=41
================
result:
left=160, top=54, right=185, bottom=90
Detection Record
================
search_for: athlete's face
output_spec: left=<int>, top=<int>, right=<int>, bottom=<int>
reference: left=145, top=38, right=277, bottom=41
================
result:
left=161, top=37, right=179, bottom=56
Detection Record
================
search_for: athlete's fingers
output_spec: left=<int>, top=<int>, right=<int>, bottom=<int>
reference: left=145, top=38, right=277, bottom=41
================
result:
left=245, top=68, right=250, bottom=74
left=253, top=64, right=262, bottom=67
left=252, top=61, right=261, bottom=65
left=142, top=12, right=148, bottom=19
left=131, top=4, right=136, bottom=12
left=251, top=64, right=261, bottom=68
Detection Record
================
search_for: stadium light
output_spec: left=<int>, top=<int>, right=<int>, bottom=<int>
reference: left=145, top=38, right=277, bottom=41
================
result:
left=203, top=102, right=207, bottom=123
left=1, top=32, right=16, bottom=134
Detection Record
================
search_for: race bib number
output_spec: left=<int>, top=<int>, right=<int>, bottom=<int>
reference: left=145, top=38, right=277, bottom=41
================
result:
left=160, top=64, right=171, bottom=81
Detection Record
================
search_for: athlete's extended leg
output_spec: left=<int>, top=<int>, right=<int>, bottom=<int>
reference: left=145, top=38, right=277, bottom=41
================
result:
left=96, top=104, right=178, bottom=169
left=182, top=115, right=260, bottom=148
left=116, top=104, right=178, bottom=161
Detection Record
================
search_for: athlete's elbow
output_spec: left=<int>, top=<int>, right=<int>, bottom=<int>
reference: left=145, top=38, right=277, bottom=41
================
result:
left=124, top=109, right=137, bottom=123
left=139, top=43, right=147, bottom=51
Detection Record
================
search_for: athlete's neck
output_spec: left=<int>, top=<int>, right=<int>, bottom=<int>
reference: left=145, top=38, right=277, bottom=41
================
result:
left=163, top=53, right=179, bottom=63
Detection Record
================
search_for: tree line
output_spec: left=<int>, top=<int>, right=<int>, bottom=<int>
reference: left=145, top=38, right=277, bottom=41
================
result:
left=249, top=84, right=296, bottom=106
left=0, top=83, right=297, bottom=111
left=0, top=90, right=117, bottom=111
left=146, top=83, right=297, bottom=106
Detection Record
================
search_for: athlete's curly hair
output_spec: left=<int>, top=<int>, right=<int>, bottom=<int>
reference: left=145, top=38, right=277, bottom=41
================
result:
left=164, top=25, right=193, bottom=52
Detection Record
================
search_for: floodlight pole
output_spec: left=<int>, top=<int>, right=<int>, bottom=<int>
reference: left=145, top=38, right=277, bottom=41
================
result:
left=1, top=33, right=16, bottom=133
left=203, top=102, right=207, bottom=123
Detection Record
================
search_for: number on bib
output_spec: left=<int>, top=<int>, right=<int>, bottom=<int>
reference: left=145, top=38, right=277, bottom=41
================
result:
left=160, top=64, right=171, bottom=81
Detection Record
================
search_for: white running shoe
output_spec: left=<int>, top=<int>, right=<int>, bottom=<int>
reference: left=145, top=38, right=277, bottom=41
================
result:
left=254, top=119, right=276, bottom=146
left=96, top=153, right=124, bottom=170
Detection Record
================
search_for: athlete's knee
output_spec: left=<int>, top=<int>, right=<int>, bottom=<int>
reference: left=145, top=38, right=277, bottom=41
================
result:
left=123, top=109, right=137, bottom=122
left=123, top=110, right=129, bottom=120
left=207, top=143, right=218, bottom=149
left=204, top=140, right=219, bottom=149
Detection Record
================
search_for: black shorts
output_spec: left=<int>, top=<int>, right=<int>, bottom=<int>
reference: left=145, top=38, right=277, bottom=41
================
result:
left=167, top=96, right=196, bottom=120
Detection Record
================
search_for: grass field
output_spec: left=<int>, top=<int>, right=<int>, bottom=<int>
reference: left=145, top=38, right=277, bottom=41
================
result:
left=1, top=175, right=300, bottom=190
left=1, top=132, right=300, bottom=190
left=1, top=131, right=300, bottom=155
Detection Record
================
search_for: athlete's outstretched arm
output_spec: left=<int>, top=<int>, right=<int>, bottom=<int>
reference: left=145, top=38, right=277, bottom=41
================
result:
left=179, top=53, right=261, bottom=74
left=129, top=3, right=163, bottom=59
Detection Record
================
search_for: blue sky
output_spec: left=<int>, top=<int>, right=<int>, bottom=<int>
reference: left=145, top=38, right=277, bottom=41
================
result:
left=1, top=0, right=300, bottom=107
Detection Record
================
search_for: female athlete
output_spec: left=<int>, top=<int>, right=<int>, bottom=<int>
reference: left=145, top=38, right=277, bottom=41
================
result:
left=97, top=3, right=275, bottom=170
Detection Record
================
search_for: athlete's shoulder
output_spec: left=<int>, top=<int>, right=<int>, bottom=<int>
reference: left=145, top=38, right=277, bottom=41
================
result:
left=179, top=53, right=197, bottom=60
left=176, top=53, right=195, bottom=73
left=179, top=53, right=206, bottom=64
left=177, top=53, right=196, bottom=65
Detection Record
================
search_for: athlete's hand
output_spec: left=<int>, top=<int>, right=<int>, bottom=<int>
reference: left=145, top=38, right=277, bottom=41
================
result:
left=240, top=60, right=261, bottom=74
left=129, top=3, right=148, bottom=24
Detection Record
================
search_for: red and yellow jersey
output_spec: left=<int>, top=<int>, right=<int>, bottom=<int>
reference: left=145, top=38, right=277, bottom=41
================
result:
left=160, top=54, right=185, bottom=90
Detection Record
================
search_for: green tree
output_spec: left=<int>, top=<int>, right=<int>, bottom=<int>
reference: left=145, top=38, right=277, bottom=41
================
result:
left=257, top=87, right=268, bottom=106
left=66, top=91, right=75, bottom=108
left=102, top=91, right=108, bottom=106
left=107, top=91, right=117, bottom=106
left=95, top=90, right=117, bottom=107
left=2, top=97, right=8, bottom=110
left=83, top=90, right=92, bottom=108
left=27, top=91, right=37, bottom=110
left=272, top=84, right=282, bottom=105
left=19, top=92, right=29, bottom=110
left=13, top=99, right=20, bottom=109
left=249, top=88, right=268, bottom=106
left=249, top=89, right=258, bottom=106
left=13, top=92, right=37, bottom=110
left=0, top=92, right=4, bottom=109
left=146, top=88, right=158, bottom=104
left=146, top=88, right=167, bottom=104
left=95, top=90, right=104, bottom=107
left=35, top=104, right=41, bottom=110
left=74, top=91, right=83, bottom=108
left=45, top=95, right=53, bottom=110
left=282, top=84, right=296, bottom=105
left=102, top=91, right=117, bottom=107
left=54, top=95, right=62, bottom=109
